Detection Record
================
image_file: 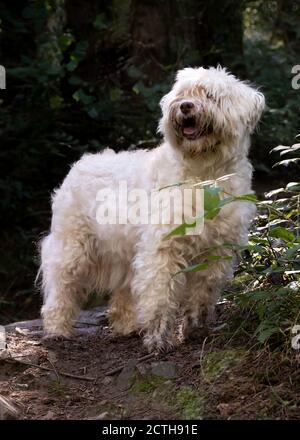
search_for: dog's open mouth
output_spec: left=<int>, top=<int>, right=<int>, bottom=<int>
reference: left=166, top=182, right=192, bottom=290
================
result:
left=181, top=117, right=213, bottom=140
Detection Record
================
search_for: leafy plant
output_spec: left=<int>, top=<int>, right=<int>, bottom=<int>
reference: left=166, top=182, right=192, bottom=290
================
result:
left=166, top=137, right=300, bottom=346
left=229, top=138, right=300, bottom=345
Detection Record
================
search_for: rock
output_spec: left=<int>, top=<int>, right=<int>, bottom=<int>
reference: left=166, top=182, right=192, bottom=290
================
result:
left=41, top=410, right=55, bottom=420
left=5, top=306, right=109, bottom=337
left=102, top=376, right=113, bottom=385
left=151, top=361, right=178, bottom=379
left=5, top=319, right=43, bottom=333
left=76, top=306, right=108, bottom=327
left=0, top=350, right=9, bottom=360
left=136, top=363, right=150, bottom=376
left=0, top=395, right=20, bottom=420
left=95, top=411, right=110, bottom=420
left=12, top=351, right=40, bottom=364
left=86, top=411, right=110, bottom=420
left=74, top=327, right=99, bottom=337
left=116, top=359, right=137, bottom=391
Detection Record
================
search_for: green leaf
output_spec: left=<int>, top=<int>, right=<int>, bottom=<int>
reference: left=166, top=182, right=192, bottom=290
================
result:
left=94, top=14, right=108, bottom=31
left=257, top=325, right=279, bottom=343
left=248, top=237, right=269, bottom=245
left=274, top=143, right=300, bottom=156
left=265, top=188, right=285, bottom=198
left=270, top=145, right=290, bottom=153
left=205, top=255, right=232, bottom=262
left=87, top=106, right=99, bottom=119
left=234, top=193, right=257, bottom=202
left=174, top=255, right=232, bottom=276
left=219, top=196, right=234, bottom=207
left=49, top=95, right=63, bottom=110
left=203, top=186, right=222, bottom=219
left=164, top=222, right=196, bottom=240
left=110, top=88, right=122, bottom=102
left=178, top=263, right=209, bottom=274
left=72, top=89, right=95, bottom=105
left=247, top=290, right=269, bottom=300
left=204, top=208, right=221, bottom=220
left=203, top=186, right=221, bottom=211
left=262, top=266, right=286, bottom=274
left=286, top=182, right=300, bottom=191
left=58, top=33, right=74, bottom=51
left=283, top=245, right=300, bottom=259
left=67, top=41, right=88, bottom=71
left=68, top=75, right=82, bottom=85
left=268, top=226, right=295, bottom=243
left=66, top=60, right=78, bottom=72
left=273, top=158, right=300, bottom=167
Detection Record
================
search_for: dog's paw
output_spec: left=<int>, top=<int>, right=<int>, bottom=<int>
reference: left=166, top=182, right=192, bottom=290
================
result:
left=143, top=333, right=176, bottom=353
left=42, top=333, right=73, bottom=347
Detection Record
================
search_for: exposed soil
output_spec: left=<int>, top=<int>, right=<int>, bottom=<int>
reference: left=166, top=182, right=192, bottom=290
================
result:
left=1, top=306, right=299, bottom=420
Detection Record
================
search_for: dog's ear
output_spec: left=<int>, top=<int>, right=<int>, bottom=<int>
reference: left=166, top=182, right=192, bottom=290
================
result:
left=159, top=91, right=173, bottom=114
left=158, top=92, right=171, bottom=134
left=245, top=88, right=265, bottom=133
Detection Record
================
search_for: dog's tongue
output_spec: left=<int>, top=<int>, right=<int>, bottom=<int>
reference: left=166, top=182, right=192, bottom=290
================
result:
left=183, top=127, right=197, bottom=136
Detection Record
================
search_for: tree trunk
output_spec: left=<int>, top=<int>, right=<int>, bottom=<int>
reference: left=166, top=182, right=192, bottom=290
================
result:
left=130, top=0, right=174, bottom=83
left=130, top=0, right=246, bottom=81
left=196, top=0, right=245, bottom=74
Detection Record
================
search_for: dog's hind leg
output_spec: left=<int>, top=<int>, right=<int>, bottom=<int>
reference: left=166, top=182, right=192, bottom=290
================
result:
left=40, top=230, right=96, bottom=338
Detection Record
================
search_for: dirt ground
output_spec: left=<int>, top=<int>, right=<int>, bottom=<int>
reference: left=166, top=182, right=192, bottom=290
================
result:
left=1, top=306, right=300, bottom=420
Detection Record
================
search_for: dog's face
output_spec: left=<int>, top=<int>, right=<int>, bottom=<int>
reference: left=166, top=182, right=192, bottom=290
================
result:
left=159, top=66, right=265, bottom=157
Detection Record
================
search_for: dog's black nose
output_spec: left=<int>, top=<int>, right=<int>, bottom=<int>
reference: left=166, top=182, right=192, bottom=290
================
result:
left=180, top=101, right=195, bottom=114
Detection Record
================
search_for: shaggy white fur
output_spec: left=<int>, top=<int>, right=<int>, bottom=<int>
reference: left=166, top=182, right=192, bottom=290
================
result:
left=40, top=66, right=265, bottom=351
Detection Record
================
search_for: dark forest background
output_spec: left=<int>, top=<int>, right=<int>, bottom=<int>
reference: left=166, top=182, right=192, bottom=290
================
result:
left=0, top=0, right=300, bottom=323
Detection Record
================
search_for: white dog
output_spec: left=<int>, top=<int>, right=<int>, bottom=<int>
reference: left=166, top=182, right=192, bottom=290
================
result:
left=40, top=66, right=265, bottom=351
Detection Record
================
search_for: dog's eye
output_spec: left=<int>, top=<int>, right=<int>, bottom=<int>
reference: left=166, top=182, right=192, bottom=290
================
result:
left=206, top=92, right=213, bottom=100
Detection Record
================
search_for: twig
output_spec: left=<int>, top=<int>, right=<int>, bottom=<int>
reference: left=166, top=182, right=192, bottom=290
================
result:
left=104, top=352, right=156, bottom=377
left=4, top=352, right=156, bottom=382
left=3, top=358, right=95, bottom=382
left=0, top=394, right=20, bottom=419
left=47, top=357, right=60, bottom=381
left=199, top=336, right=208, bottom=380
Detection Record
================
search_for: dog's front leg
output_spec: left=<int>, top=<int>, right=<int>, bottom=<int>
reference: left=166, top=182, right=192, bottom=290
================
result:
left=182, top=256, right=233, bottom=339
left=132, top=239, right=186, bottom=352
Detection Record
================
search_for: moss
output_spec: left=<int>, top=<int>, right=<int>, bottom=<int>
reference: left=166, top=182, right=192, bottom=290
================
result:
left=131, top=375, right=165, bottom=394
left=132, top=374, right=206, bottom=419
left=48, top=379, right=66, bottom=397
left=231, top=273, right=253, bottom=288
left=201, top=349, right=247, bottom=381
left=175, top=387, right=204, bottom=420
